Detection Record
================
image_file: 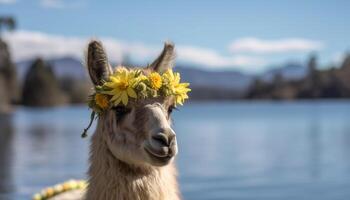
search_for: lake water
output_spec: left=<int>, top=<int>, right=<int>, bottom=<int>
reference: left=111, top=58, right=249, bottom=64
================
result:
left=1, top=101, right=350, bottom=200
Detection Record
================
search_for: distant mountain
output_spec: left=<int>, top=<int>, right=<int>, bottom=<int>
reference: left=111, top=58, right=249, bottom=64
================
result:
left=176, top=66, right=253, bottom=91
left=261, top=62, right=307, bottom=82
left=16, top=57, right=308, bottom=92
left=16, top=56, right=87, bottom=82
left=17, top=57, right=254, bottom=91
left=176, top=62, right=308, bottom=92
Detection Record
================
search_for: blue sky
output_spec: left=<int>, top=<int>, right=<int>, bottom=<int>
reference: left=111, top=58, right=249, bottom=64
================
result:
left=1, top=0, right=350, bottom=73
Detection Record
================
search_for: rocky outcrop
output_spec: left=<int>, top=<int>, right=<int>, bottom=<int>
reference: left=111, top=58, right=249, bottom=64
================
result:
left=21, top=58, right=67, bottom=107
left=0, top=38, right=18, bottom=112
left=0, top=75, right=11, bottom=112
left=0, top=39, right=18, bottom=103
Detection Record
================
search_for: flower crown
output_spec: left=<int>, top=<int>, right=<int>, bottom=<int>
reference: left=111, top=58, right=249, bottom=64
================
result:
left=82, top=67, right=191, bottom=137
left=88, top=67, right=191, bottom=113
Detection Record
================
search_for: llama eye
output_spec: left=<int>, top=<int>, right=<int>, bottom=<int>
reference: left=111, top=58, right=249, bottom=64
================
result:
left=113, top=106, right=131, bottom=117
left=168, top=105, right=177, bottom=115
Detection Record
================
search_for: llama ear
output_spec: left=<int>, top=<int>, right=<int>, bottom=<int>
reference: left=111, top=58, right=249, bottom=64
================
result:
left=149, top=42, right=175, bottom=73
left=86, top=40, right=112, bottom=85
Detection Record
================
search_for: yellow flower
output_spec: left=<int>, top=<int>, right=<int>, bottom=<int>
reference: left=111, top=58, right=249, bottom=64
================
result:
left=162, top=69, right=191, bottom=105
left=103, top=67, right=142, bottom=106
left=95, top=93, right=109, bottom=109
left=148, top=72, right=162, bottom=90
left=174, top=82, right=190, bottom=105
left=32, top=194, right=41, bottom=200
left=87, top=67, right=191, bottom=112
left=45, top=188, right=55, bottom=197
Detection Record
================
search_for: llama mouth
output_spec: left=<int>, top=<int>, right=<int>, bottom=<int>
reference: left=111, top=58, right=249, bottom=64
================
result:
left=144, top=147, right=172, bottom=163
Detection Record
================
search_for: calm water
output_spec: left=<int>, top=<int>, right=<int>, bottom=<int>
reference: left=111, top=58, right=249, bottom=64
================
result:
left=1, top=101, right=350, bottom=200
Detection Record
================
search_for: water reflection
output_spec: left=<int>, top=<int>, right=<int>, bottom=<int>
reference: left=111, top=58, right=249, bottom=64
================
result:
left=176, top=102, right=350, bottom=200
left=0, top=114, right=14, bottom=200
left=308, top=112, right=321, bottom=179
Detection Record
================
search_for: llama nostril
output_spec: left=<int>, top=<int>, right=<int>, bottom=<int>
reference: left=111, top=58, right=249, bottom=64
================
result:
left=152, top=134, right=169, bottom=146
left=168, top=130, right=175, bottom=143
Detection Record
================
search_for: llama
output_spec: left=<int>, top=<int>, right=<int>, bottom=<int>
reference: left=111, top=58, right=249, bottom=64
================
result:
left=85, top=40, right=181, bottom=200
left=43, top=40, right=183, bottom=200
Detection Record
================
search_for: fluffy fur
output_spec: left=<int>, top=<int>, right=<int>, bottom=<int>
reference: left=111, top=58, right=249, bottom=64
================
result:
left=85, top=119, right=180, bottom=200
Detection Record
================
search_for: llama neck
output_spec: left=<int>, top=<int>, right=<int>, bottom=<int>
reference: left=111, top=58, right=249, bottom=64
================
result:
left=85, top=124, right=180, bottom=200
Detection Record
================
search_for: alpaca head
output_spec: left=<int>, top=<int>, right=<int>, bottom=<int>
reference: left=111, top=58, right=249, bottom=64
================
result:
left=87, top=41, right=179, bottom=167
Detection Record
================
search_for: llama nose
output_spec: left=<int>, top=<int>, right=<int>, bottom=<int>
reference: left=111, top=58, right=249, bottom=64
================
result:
left=152, top=128, right=176, bottom=147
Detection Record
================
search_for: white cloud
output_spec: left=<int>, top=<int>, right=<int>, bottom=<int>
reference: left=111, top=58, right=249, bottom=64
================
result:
left=2, top=31, right=157, bottom=64
left=0, top=0, right=16, bottom=4
left=229, top=37, right=324, bottom=53
left=4, top=31, right=88, bottom=61
left=40, top=0, right=84, bottom=8
left=3, top=30, right=267, bottom=70
left=177, top=46, right=266, bottom=69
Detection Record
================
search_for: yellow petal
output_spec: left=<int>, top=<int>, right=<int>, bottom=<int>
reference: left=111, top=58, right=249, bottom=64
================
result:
left=176, top=96, right=183, bottom=105
left=114, top=96, right=122, bottom=106
left=180, top=82, right=190, bottom=87
left=127, top=88, right=137, bottom=98
left=108, top=76, right=120, bottom=83
left=174, top=73, right=180, bottom=84
left=104, top=81, right=119, bottom=88
left=103, top=88, right=120, bottom=95
left=121, top=92, right=128, bottom=106
left=111, top=92, right=122, bottom=102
